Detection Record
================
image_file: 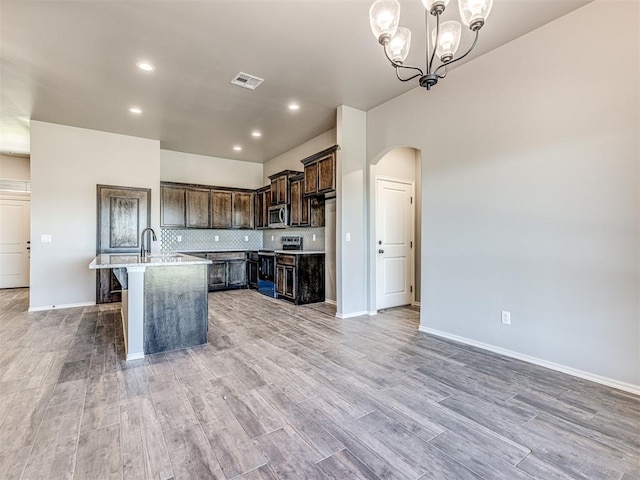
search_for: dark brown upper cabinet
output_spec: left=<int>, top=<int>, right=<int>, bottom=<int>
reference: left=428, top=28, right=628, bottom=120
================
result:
left=302, top=145, right=339, bottom=197
left=268, top=170, right=301, bottom=206
left=255, top=186, right=270, bottom=229
left=185, top=188, right=210, bottom=228
left=291, top=173, right=324, bottom=228
left=211, top=190, right=233, bottom=229
left=160, top=185, right=186, bottom=227
left=232, top=192, right=254, bottom=229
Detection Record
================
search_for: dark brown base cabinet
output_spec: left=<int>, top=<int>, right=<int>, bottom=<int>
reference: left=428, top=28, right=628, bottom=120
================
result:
left=181, top=251, right=248, bottom=291
left=247, top=251, right=258, bottom=289
left=275, top=253, right=325, bottom=305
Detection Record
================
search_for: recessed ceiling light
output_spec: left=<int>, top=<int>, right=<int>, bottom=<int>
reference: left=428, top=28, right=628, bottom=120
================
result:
left=129, top=107, right=143, bottom=114
left=251, top=131, right=262, bottom=138
left=233, top=145, right=242, bottom=151
left=288, top=103, right=300, bottom=111
left=136, top=62, right=155, bottom=72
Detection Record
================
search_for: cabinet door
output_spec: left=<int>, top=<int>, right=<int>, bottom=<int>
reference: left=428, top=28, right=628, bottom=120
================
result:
left=270, top=179, right=278, bottom=205
left=290, top=180, right=301, bottom=226
left=211, top=191, right=232, bottom=229
left=301, top=194, right=309, bottom=226
left=284, top=266, right=296, bottom=298
left=247, top=261, right=258, bottom=288
left=186, top=188, right=210, bottom=228
left=276, top=265, right=285, bottom=295
left=227, top=260, right=247, bottom=287
left=232, top=192, right=254, bottom=229
left=277, top=176, right=287, bottom=204
left=208, top=261, right=227, bottom=290
left=255, top=192, right=263, bottom=228
left=317, top=154, right=336, bottom=193
left=310, top=197, right=324, bottom=227
left=160, top=186, right=186, bottom=227
left=263, top=189, right=271, bottom=226
left=304, top=163, right=318, bottom=196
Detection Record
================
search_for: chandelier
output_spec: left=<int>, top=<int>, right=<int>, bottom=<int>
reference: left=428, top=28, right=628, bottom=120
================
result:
left=369, top=0, right=493, bottom=90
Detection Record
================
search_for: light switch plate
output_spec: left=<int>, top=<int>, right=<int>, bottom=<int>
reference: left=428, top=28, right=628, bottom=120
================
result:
left=177, top=236, right=182, bottom=242
left=244, top=236, right=249, bottom=242
left=214, top=235, right=219, bottom=241
left=346, top=233, right=351, bottom=242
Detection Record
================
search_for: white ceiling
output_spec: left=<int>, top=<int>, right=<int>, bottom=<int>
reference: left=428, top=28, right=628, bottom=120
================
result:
left=0, top=0, right=590, bottom=162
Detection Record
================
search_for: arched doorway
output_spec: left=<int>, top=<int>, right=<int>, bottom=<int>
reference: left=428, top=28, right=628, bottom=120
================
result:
left=368, top=147, right=422, bottom=313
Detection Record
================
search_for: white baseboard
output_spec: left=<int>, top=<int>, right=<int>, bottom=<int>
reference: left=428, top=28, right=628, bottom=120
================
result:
left=324, top=299, right=337, bottom=306
left=126, top=352, right=145, bottom=361
left=419, top=326, right=640, bottom=396
left=28, top=301, right=95, bottom=312
left=368, top=310, right=378, bottom=316
left=412, top=301, right=421, bottom=307
left=336, top=310, right=369, bottom=319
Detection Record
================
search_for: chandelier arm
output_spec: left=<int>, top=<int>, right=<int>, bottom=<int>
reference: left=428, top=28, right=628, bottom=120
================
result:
left=395, top=67, right=423, bottom=82
left=428, top=12, right=441, bottom=74
left=382, top=46, right=424, bottom=76
left=434, top=29, right=479, bottom=76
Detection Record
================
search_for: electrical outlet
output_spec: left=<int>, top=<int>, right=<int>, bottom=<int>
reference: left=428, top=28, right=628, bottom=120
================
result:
left=271, top=235, right=274, bottom=241
left=41, top=234, right=52, bottom=243
left=177, top=236, right=182, bottom=242
left=313, top=234, right=316, bottom=241
left=346, top=232, right=351, bottom=242
left=501, top=311, right=511, bottom=325
left=214, top=235, right=219, bottom=242
left=244, top=235, right=249, bottom=242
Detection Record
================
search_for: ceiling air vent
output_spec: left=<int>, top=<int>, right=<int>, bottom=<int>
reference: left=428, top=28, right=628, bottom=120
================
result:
left=230, top=72, right=264, bottom=90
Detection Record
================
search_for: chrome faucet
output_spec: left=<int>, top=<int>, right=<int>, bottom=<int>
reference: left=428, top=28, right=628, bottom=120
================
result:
left=140, top=227, right=157, bottom=257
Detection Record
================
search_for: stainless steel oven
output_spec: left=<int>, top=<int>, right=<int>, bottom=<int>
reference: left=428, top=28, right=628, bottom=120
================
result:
left=268, top=204, right=288, bottom=228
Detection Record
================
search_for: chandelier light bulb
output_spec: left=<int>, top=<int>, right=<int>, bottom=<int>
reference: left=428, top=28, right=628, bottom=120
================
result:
left=458, top=0, right=493, bottom=30
left=369, top=0, right=401, bottom=44
left=432, top=21, right=461, bottom=62
left=386, top=27, right=412, bottom=64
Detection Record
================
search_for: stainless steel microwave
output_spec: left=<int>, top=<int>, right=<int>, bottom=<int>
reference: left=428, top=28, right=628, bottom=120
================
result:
left=268, top=204, right=288, bottom=228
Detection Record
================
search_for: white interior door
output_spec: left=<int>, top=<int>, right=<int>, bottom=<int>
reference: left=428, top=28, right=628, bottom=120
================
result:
left=0, top=198, right=30, bottom=288
left=376, top=178, right=413, bottom=310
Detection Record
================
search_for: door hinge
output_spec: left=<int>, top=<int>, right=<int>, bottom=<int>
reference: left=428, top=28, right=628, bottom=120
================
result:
left=410, top=196, right=413, bottom=204
left=410, top=241, right=413, bottom=248
left=410, top=286, right=413, bottom=293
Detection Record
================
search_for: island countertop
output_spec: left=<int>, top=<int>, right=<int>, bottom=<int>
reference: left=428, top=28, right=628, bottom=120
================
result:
left=89, top=252, right=212, bottom=269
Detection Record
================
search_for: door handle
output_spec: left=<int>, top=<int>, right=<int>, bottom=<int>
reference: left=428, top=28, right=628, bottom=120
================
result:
left=279, top=208, right=285, bottom=223
left=378, top=249, right=384, bottom=254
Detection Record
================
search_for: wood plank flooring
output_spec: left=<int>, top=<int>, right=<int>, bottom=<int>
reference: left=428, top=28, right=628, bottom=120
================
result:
left=0, top=287, right=639, bottom=479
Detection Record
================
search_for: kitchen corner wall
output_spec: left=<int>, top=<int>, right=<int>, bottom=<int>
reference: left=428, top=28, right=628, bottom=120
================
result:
left=30, top=121, right=161, bottom=309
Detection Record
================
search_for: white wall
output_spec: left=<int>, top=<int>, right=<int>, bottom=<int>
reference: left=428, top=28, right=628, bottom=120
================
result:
left=337, top=106, right=368, bottom=317
left=367, top=1, right=640, bottom=388
left=0, top=154, right=30, bottom=180
left=161, top=149, right=263, bottom=190
left=263, top=129, right=336, bottom=184
left=30, top=121, right=160, bottom=309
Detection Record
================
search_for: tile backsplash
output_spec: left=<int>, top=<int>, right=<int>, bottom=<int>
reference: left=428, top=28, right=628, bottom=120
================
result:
left=262, top=227, right=325, bottom=251
left=161, top=227, right=326, bottom=252
left=161, top=229, right=263, bottom=252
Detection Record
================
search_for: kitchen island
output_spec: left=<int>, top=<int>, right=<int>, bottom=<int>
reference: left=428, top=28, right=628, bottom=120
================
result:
left=89, top=253, right=211, bottom=360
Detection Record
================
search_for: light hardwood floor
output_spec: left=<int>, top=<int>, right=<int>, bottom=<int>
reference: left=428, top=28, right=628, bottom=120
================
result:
left=0, top=287, right=639, bottom=479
